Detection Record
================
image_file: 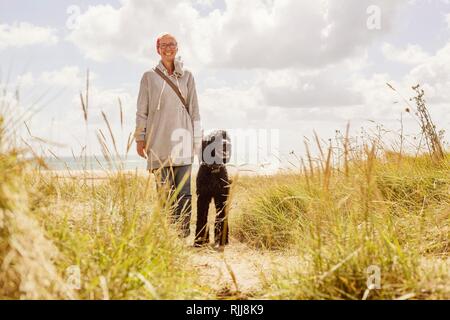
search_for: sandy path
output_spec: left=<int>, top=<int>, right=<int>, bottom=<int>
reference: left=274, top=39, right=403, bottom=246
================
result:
left=187, top=240, right=298, bottom=299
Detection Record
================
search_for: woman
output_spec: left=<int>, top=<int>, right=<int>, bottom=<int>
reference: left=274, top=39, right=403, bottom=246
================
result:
left=135, top=33, right=202, bottom=238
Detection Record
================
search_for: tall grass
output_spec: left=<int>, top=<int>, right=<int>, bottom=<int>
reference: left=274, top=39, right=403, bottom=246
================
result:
left=233, top=148, right=449, bottom=299
left=0, top=73, right=205, bottom=299
left=1, top=73, right=448, bottom=300
left=0, top=115, right=76, bottom=299
left=231, top=87, right=449, bottom=299
left=25, top=171, right=202, bottom=299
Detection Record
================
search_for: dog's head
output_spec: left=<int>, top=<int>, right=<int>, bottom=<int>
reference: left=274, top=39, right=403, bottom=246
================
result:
left=200, top=130, right=231, bottom=165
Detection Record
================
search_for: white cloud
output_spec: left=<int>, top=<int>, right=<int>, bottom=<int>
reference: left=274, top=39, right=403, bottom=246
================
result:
left=66, top=4, right=125, bottom=62
left=13, top=66, right=96, bottom=93
left=199, top=86, right=265, bottom=129
left=11, top=0, right=449, bottom=159
left=194, top=0, right=215, bottom=7
left=382, top=43, right=430, bottom=65
left=207, top=0, right=402, bottom=69
left=25, top=83, right=135, bottom=156
left=9, top=65, right=133, bottom=156
left=65, top=1, right=202, bottom=65
left=16, top=72, right=35, bottom=88
left=258, top=63, right=364, bottom=108
left=226, top=51, right=370, bottom=109
left=39, top=66, right=86, bottom=88
left=404, top=42, right=450, bottom=103
left=197, top=43, right=447, bottom=132
left=66, top=0, right=405, bottom=69
left=0, top=22, right=58, bottom=49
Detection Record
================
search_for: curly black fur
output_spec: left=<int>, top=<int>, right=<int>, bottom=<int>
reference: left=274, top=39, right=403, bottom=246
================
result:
left=194, top=130, right=232, bottom=247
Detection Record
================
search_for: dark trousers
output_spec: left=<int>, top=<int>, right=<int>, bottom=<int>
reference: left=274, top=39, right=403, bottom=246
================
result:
left=195, top=189, right=229, bottom=246
left=153, top=165, right=192, bottom=237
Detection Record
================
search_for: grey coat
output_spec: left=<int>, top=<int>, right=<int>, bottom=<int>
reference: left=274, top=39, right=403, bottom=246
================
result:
left=135, top=58, right=202, bottom=170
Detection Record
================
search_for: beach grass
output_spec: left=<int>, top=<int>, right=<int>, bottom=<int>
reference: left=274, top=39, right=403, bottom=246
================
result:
left=1, top=81, right=448, bottom=299
left=230, top=135, right=449, bottom=299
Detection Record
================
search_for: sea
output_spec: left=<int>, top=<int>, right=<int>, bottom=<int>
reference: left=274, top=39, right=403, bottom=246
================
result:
left=42, top=155, right=287, bottom=175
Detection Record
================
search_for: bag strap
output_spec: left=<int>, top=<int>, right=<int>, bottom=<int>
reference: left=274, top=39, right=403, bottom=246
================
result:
left=153, top=67, right=189, bottom=113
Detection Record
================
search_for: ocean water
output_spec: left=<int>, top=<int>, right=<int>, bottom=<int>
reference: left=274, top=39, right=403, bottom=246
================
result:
left=42, top=155, right=285, bottom=175
left=44, top=155, right=148, bottom=171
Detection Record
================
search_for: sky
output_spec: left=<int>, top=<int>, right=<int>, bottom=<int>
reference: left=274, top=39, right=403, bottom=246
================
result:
left=1, top=0, right=449, bottom=170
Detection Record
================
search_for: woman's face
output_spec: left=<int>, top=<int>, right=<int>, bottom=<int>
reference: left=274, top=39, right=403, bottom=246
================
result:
left=158, top=36, right=178, bottom=62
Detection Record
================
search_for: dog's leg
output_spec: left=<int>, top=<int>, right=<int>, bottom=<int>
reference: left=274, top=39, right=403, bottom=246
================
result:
left=213, top=191, right=229, bottom=246
left=194, top=192, right=212, bottom=246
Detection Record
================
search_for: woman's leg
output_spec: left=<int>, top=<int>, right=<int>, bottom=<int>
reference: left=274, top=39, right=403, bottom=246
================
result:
left=173, top=165, right=192, bottom=237
left=153, top=166, right=177, bottom=219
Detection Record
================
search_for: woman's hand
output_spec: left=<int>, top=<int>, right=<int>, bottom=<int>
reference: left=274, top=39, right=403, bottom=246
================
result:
left=136, top=141, right=147, bottom=159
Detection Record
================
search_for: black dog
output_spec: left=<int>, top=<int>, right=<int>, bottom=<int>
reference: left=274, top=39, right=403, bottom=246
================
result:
left=194, top=130, right=232, bottom=248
